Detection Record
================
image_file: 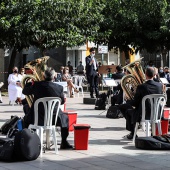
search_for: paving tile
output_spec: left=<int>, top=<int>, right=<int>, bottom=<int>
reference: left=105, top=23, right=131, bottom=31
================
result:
left=123, top=161, right=166, bottom=170
left=0, top=94, right=170, bottom=170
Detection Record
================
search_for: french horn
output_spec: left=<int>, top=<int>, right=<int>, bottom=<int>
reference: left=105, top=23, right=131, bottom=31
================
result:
left=21, top=56, right=50, bottom=107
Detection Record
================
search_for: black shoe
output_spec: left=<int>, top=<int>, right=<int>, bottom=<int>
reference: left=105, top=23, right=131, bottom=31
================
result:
left=126, top=133, right=138, bottom=140
left=126, top=132, right=134, bottom=140
left=60, top=141, right=73, bottom=150
left=0, top=100, right=2, bottom=103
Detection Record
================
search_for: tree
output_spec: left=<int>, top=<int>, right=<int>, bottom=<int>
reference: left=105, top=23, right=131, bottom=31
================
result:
left=95, top=0, right=168, bottom=54
left=0, top=0, right=105, bottom=73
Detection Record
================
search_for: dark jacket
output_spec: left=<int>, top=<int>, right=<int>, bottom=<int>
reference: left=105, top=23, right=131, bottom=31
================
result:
left=23, top=81, right=67, bottom=127
left=85, top=55, right=98, bottom=76
left=160, top=72, right=170, bottom=83
left=112, top=72, right=125, bottom=80
left=112, top=72, right=125, bottom=104
left=128, top=80, right=163, bottom=121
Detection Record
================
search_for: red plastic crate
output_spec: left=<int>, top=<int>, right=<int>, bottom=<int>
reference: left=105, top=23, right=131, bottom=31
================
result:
left=63, top=110, right=77, bottom=131
left=163, top=107, right=170, bottom=119
left=156, top=120, right=169, bottom=135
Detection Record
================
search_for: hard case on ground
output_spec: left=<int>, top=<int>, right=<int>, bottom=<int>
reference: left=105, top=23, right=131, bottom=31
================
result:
left=0, top=138, right=14, bottom=161
left=135, top=135, right=170, bottom=150
left=14, top=128, right=41, bottom=161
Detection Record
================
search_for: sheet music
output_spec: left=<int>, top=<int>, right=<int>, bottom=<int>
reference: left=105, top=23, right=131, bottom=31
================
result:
left=54, top=82, right=67, bottom=92
left=160, top=78, right=169, bottom=84
left=103, top=78, right=118, bottom=87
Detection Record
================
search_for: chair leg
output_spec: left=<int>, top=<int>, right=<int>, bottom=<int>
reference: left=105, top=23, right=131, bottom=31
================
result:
left=46, top=129, right=51, bottom=149
left=157, top=122, right=162, bottom=135
left=146, top=122, right=150, bottom=136
left=151, top=123, right=156, bottom=136
left=132, top=123, right=138, bottom=143
left=39, top=127, right=43, bottom=157
left=52, top=127, right=58, bottom=154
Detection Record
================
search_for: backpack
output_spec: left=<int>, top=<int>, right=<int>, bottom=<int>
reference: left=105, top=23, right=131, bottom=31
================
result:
left=106, top=105, right=123, bottom=119
left=95, top=93, right=107, bottom=110
left=0, top=116, right=19, bottom=135
left=13, top=129, right=41, bottom=161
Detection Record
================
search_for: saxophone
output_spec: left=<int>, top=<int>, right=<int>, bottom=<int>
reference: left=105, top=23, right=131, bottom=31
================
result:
left=21, top=56, right=50, bottom=107
left=121, top=58, right=145, bottom=100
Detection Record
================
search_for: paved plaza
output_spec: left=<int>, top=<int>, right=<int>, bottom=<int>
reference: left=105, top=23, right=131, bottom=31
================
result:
left=0, top=92, right=170, bottom=170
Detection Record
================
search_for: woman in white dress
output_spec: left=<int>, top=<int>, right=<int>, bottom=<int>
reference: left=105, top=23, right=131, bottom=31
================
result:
left=8, top=66, right=23, bottom=104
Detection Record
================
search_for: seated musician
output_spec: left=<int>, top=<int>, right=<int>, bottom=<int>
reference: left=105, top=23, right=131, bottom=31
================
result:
left=22, top=67, right=73, bottom=149
left=119, top=67, right=163, bottom=139
left=62, top=67, right=79, bottom=98
left=111, top=66, right=125, bottom=106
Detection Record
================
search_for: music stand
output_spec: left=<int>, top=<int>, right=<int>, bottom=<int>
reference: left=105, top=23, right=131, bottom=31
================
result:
left=99, top=78, right=118, bottom=115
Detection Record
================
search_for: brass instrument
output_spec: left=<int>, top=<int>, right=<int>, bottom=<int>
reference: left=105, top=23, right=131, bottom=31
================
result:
left=21, top=56, right=50, bottom=107
left=121, top=58, right=145, bottom=100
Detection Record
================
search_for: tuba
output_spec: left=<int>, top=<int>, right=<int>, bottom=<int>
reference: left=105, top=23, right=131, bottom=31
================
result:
left=121, top=58, right=145, bottom=100
left=21, top=56, right=50, bottom=107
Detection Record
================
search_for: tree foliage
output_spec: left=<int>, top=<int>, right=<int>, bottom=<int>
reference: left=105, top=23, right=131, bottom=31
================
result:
left=0, top=0, right=105, bottom=49
left=95, top=0, right=169, bottom=53
left=1, top=0, right=170, bottom=58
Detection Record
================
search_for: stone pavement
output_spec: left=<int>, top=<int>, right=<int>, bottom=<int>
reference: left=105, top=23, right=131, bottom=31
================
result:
left=0, top=93, right=170, bottom=170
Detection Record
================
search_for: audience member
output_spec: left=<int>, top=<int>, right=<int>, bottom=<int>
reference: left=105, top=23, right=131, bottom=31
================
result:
left=119, top=67, right=163, bottom=139
left=22, top=67, right=73, bottom=149
left=158, top=67, right=163, bottom=75
left=8, top=66, right=23, bottom=104
left=62, top=67, right=79, bottom=98
left=76, top=61, right=84, bottom=75
left=160, top=66, right=170, bottom=83
left=67, top=61, right=73, bottom=76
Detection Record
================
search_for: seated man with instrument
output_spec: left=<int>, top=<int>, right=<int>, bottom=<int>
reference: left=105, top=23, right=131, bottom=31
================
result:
left=22, top=67, right=73, bottom=149
left=111, top=65, right=125, bottom=106
left=119, top=67, right=163, bottom=139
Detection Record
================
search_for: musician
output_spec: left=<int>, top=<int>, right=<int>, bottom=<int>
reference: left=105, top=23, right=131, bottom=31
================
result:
left=85, top=48, right=99, bottom=98
left=111, top=66, right=125, bottom=106
left=112, top=65, right=125, bottom=79
left=22, top=67, right=73, bottom=149
left=119, top=67, right=163, bottom=139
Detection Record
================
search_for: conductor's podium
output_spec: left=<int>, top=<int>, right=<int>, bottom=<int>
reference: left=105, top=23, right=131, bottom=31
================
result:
left=83, top=98, right=96, bottom=104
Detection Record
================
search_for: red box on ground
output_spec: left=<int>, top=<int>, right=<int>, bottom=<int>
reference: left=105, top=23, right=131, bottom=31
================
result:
left=156, top=120, right=169, bottom=135
left=63, top=110, right=77, bottom=131
left=74, top=124, right=90, bottom=150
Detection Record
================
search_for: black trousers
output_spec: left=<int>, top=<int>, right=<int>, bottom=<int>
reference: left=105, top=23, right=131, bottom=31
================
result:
left=23, top=104, right=69, bottom=142
left=88, top=72, right=99, bottom=97
left=118, top=104, right=135, bottom=133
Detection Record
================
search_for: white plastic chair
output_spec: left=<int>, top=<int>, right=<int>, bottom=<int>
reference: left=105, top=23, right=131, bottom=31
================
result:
left=73, top=75, right=84, bottom=97
left=28, top=97, right=61, bottom=157
left=133, top=94, right=166, bottom=143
